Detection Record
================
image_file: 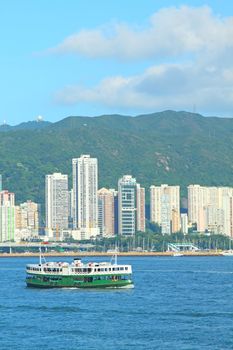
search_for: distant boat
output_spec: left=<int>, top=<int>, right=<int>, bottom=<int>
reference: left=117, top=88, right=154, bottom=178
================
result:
left=221, top=250, right=233, bottom=256
left=172, top=252, right=184, bottom=257
left=221, top=240, right=233, bottom=256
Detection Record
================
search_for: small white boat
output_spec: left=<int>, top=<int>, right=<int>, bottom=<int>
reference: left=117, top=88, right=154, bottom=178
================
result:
left=173, top=252, right=183, bottom=257
left=221, top=250, right=233, bottom=256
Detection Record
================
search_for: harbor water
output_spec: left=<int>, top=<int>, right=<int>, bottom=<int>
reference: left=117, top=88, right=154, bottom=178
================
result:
left=1, top=256, right=233, bottom=349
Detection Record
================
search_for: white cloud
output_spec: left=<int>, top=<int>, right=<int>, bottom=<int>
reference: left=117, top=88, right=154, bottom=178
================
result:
left=51, top=6, right=233, bottom=115
left=55, top=61, right=233, bottom=115
left=50, top=6, right=233, bottom=60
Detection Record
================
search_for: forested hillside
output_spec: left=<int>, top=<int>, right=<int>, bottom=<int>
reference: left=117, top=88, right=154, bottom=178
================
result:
left=1, top=111, right=233, bottom=205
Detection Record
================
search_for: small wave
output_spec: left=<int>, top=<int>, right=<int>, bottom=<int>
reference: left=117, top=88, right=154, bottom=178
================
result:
left=16, top=305, right=82, bottom=312
left=105, top=285, right=134, bottom=289
left=137, top=269, right=233, bottom=275
left=174, top=311, right=233, bottom=319
left=0, top=267, right=22, bottom=271
left=118, top=284, right=134, bottom=289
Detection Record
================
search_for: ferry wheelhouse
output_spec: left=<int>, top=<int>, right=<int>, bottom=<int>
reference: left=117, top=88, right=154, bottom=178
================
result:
left=26, top=255, right=133, bottom=289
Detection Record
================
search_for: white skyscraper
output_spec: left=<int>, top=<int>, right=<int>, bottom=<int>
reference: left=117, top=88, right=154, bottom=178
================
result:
left=45, top=173, right=69, bottom=240
left=150, top=184, right=180, bottom=234
left=98, top=188, right=115, bottom=237
left=0, top=191, right=15, bottom=242
left=72, top=155, right=99, bottom=238
left=136, top=185, right=146, bottom=232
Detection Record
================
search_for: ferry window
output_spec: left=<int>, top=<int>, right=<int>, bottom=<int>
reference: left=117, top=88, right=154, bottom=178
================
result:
left=125, top=267, right=128, bottom=270
left=105, top=268, right=107, bottom=271
left=120, top=267, right=124, bottom=271
left=109, top=268, right=111, bottom=271
left=100, top=268, right=104, bottom=272
left=98, top=268, right=100, bottom=272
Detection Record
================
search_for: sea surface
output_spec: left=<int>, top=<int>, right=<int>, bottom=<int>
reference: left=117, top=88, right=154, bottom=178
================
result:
left=1, top=256, right=233, bottom=350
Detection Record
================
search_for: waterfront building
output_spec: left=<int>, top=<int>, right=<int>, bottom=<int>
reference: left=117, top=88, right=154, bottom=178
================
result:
left=171, top=208, right=180, bottom=233
left=137, top=185, right=146, bottom=232
left=150, top=184, right=180, bottom=234
left=188, top=185, right=213, bottom=231
left=181, top=213, right=188, bottom=234
left=0, top=190, right=15, bottom=242
left=203, top=205, right=224, bottom=234
left=72, top=155, right=99, bottom=239
left=110, top=188, right=118, bottom=234
left=98, top=188, right=115, bottom=237
left=221, top=195, right=233, bottom=237
left=188, top=185, right=233, bottom=234
left=118, top=175, right=145, bottom=236
left=15, top=201, right=40, bottom=241
left=68, top=189, right=74, bottom=228
left=15, top=200, right=39, bottom=233
left=161, top=189, right=171, bottom=234
left=45, top=173, right=69, bottom=240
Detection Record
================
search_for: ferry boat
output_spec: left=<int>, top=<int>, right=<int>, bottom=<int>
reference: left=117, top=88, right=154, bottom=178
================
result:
left=26, top=253, right=133, bottom=289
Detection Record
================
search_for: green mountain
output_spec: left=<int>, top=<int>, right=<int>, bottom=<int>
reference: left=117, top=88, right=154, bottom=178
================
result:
left=0, top=120, right=51, bottom=132
left=1, top=110, right=233, bottom=207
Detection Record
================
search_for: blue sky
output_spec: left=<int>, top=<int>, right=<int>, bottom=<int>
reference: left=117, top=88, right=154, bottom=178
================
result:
left=1, top=0, right=233, bottom=124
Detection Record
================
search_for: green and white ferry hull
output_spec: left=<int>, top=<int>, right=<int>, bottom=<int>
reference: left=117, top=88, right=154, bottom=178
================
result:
left=26, top=256, right=133, bottom=289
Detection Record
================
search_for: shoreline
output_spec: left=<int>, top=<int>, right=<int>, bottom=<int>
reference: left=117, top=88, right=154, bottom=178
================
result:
left=0, top=251, right=224, bottom=258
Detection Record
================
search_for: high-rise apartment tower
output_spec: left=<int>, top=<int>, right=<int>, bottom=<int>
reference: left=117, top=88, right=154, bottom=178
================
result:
left=72, top=155, right=99, bottom=238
